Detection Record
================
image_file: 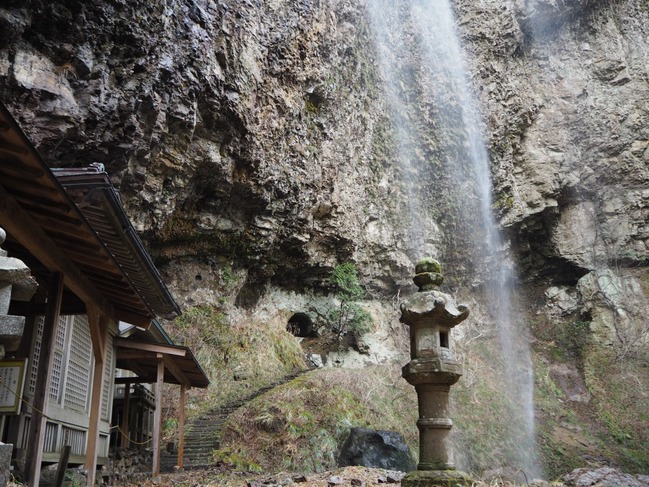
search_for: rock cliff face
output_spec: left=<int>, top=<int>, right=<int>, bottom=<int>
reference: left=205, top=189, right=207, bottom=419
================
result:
left=0, top=0, right=419, bottom=299
left=1, top=0, right=648, bottom=477
left=459, top=0, right=649, bottom=375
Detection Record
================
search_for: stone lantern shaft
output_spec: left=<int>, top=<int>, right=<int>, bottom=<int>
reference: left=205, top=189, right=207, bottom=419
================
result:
left=400, top=258, right=472, bottom=487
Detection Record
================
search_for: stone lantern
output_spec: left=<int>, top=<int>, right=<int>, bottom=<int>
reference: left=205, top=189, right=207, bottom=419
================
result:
left=400, top=258, right=472, bottom=487
left=0, top=227, right=37, bottom=359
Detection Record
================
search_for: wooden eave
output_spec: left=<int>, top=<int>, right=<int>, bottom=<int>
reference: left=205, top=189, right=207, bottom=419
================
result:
left=114, top=338, right=210, bottom=389
left=52, top=166, right=179, bottom=319
left=0, top=104, right=175, bottom=327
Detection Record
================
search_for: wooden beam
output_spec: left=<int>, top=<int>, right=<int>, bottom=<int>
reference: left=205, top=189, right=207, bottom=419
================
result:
left=152, top=354, right=164, bottom=476
left=116, top=350, right=158, bottom=361
left=24, top=272, right=63, bottom=487
left=54, top=445, right=71, bottom=487
left=123, top=359, right=149, bottom=379
left=8, top=203, right=81, bottom=226
left=112, top=309, right=152, bottom=329
left=11, top=191, right=76, bottom=213
left=55, top=253, right=116, bottom=274
left=120, top=382, right=131, bottom=448
left=0, top=184, right=114, bottom=319
left=178, top=384, right=188, bottom=469
left=0, top=173, right=60, bottom=195
left=33, top=226, right=102, bottom=250
left=85, top=320, right=108, bottom=485
left=114, top=338, right=187, bottom=357
left=163, top=355, right=191, bottom=387
left=114, top=377, right=155, bottom=385
left=9, top=300, right=86, bottom=317
left=0, top=140, right=29, bottom=157
left=87, top=304, right=107, bottom=362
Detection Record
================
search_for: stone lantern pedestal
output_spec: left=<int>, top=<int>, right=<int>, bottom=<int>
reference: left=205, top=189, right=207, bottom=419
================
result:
left=400, top=258, right=473, bottom=487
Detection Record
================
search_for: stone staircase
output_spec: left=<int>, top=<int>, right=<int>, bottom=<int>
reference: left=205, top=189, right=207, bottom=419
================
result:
left=161, top=368, right=313, bottom=472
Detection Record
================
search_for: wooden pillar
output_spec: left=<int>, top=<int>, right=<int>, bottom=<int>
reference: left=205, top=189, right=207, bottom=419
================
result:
left=152, top=353, right=164, bottom=476
left=121, top=381, right=131, bottom=448
left=178, top=384, right=187, bottom=469
left=24, top=272, right=64, bottom=487
left=85, top=310, right=108, bottom=487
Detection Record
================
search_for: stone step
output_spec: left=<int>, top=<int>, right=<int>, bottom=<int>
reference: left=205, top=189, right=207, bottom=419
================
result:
left=174, top=368, right=314, bottom=471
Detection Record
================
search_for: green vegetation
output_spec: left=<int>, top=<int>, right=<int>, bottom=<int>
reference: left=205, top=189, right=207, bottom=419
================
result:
left=213, top=447, right=263, bottom=474
left=531, top=317, right=592, bottom=363
left=584, top=349, right=649, bottom=472
left=169, top=305, right=306, bottom=417
left=530, top=305, right=649, bottom=477
left=219, top=366, right=418, bottom=473
left=326, top=263, right=373, bottom=342
left=533, top=359, right=588, bottom=480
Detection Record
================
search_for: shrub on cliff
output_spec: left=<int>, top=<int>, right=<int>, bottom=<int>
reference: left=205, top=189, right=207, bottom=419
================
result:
left=325, top=263, right=373, bottom=343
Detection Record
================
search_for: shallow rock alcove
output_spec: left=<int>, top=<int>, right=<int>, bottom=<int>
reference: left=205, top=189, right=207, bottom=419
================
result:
left=286, top=312, right=313, bottom=337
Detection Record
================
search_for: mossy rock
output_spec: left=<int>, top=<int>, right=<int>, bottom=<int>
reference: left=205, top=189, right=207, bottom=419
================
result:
left=415, top=258, right=442, bottom=275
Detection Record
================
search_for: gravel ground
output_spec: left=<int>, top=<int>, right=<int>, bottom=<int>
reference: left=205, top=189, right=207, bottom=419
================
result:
left=117, top=466, right=407, bottom=486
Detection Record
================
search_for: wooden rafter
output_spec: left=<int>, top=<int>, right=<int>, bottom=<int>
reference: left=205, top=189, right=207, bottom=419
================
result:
left=113, top=338, right=187, bottom=357
left=0, top=185, right=114, bottom=320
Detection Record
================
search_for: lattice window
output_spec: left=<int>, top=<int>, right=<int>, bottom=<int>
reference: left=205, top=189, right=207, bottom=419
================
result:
left=21, top=417, right=31, bottom=449
left=63, top=315, right=93, bottom=413
left=49, top=316, right=69, bottom=403
left=43, top=421, right=59, bottom=453
left=28, top=318, right=45, bottom=395
left=101, top=334, right=115, bottom=421
left=99, top=433, right=109, bottom=458
left=62, top=426, right=87, bottom=456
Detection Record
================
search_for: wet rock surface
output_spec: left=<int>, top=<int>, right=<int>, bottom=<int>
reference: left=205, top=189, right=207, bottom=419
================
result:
left=2, top=0, right=649, bottom=478
left=2, top=1, right=648, bottom=295
left=0, top=0, right=416, bottom=295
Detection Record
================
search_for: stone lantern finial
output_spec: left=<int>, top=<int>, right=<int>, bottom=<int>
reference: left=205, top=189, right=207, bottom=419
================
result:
left=413, top=257, right=444, bottom=291
left=400, top=258, right=472, bottom=487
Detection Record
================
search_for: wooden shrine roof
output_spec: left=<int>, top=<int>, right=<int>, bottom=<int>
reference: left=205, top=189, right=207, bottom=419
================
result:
left=114, top=337, right=210, bottom=388
left=0, top=103, right=178, bottom=327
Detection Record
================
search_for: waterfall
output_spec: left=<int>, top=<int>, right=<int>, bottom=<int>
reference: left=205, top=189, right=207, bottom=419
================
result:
left=367, top=0, right=542, bottom=478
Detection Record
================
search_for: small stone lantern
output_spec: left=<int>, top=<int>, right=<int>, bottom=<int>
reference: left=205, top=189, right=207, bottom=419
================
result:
left=400, top=258, right=472, bottom=487
left=0, top=227, right=37, bottom=359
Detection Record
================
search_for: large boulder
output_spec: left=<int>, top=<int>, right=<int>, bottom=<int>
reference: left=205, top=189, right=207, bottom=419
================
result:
left=337, top=427, right=416, bottom=473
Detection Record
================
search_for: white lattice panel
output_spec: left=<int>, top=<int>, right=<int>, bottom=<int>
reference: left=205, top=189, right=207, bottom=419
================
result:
left=49, top=316, right=69, bottom=403
left=62, top=426, right=87, bottom=456
left=101, top=334, right=114, bottom=420
left=44, top=421, right=59, bottom=453
left=63, top=315, right=93, bottom=412
left=49, top=349, right=64, bottom=401
left=99, top=433, right=109, bottom=457
left=20, top=417, right=30, bottom=448
left=28, top=317, right=45, bottom=395
left=55, top=315, right=67, bottom=348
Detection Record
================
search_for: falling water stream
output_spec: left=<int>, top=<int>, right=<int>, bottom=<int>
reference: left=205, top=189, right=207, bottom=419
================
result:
left=367, top=0, right=542, bottom=477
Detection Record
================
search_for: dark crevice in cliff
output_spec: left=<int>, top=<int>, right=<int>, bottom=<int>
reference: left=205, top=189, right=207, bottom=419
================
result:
left=511, top=206, right=590, bottom=286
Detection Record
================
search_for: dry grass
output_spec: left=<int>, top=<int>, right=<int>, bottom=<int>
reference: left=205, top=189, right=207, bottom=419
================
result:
left=163, top=305, right=307, bottom=429
left=584, top=348, right=649, bottom=472
left=218, top=365, right=418, bottom=474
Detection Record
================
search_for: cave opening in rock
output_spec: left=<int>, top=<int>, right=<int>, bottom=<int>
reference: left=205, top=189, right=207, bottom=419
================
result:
left=287, top=313, right=313, bottom=337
